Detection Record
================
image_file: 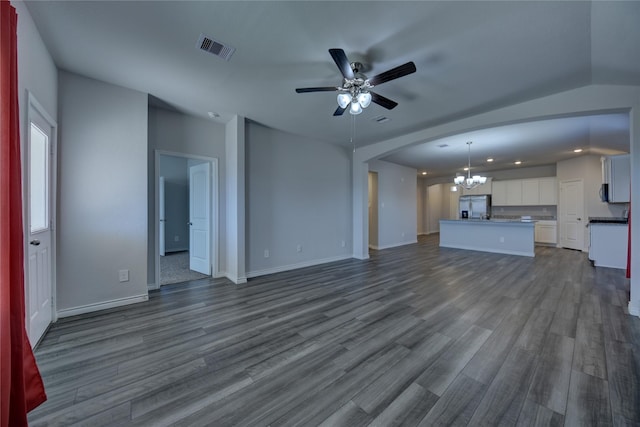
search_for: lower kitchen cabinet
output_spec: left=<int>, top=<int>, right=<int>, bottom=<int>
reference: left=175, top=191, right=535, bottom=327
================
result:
left=534, top=220, right=557, bottom=245
left=589, top=223, right=628, bottom=269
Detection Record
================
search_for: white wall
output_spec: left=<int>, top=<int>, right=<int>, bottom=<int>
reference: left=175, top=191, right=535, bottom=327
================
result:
left=225, top=116, right=246, bottom=283
left=557, top=154, right=628, bottom=250
left=368, top=159, right=417, bottom=249
left=246, top=122, right=352, bottom=276
left=57, top=71, right=148, bottom=314
left=147, top=106, right=226, bottom=283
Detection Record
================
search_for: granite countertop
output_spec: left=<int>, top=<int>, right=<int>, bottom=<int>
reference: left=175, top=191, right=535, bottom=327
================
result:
left=589, top=217, right=628, bottom=224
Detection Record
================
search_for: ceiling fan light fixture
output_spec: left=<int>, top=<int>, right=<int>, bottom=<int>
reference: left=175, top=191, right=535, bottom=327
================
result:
left=337, top=93, right=351, bottom=109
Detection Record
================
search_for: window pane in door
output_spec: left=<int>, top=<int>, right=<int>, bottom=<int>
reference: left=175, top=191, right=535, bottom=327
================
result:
left=30, top=122, right=49, bottom=233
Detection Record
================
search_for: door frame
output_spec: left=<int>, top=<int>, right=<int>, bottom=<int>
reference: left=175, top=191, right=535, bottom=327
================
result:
left=153, top=150, right=218, bottom=289
left=24, top=91, right=58, bottom=337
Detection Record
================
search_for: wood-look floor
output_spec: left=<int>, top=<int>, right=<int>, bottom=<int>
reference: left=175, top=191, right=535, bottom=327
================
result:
left=29, top=235, right=640, bottom=426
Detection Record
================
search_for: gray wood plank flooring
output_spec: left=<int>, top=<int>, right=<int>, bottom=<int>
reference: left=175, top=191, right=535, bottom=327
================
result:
left=28, top=235, right=640, bottom=426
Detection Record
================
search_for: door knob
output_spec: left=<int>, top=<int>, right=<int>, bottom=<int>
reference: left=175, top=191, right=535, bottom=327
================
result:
left=30, top=240, right=40, bottom=246
left=188, top=222, right=193, bottom=226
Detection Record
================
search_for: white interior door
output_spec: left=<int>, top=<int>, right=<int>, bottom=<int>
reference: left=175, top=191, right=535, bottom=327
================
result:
left=26, top=101, right=55, bottom=347
left=159, top=176, right=165, bottom=257
left=560, top=179, right=585, bottom=250
left=189, top=162, right=211, bottom=275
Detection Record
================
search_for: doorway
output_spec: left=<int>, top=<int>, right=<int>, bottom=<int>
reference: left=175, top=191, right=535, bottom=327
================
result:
left=155, top=152, right=217, bottom=286
left=25, top=93, right=57, bottom=348
left=368, top=171, right=379, bottom=250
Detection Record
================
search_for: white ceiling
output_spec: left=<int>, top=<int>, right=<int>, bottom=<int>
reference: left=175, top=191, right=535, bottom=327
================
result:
left=24, top=1, right=640, bottom=175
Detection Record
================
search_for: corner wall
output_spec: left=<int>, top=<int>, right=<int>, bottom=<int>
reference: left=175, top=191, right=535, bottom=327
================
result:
left=246, top=122, right=352, bottom=276
left=368, top=160, right=418, bottom=249
left=57, top=71, right=148, bottom=315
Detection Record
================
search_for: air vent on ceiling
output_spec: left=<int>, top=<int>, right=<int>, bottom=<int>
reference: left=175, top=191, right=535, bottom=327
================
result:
left=197, top=33, right=235, bottom=61
left=372, top=115, right=390, bottom=124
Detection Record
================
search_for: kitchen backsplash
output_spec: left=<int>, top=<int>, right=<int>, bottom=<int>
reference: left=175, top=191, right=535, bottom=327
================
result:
left=492, top=205, right=557, bottom=220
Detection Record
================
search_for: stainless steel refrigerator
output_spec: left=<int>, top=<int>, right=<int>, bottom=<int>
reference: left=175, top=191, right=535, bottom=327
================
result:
left=459, top=194, right=491, bottom=219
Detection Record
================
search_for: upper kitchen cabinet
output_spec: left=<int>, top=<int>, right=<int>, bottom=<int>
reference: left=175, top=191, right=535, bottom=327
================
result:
left=538, top=177, right=557, bottom=205
left=602, top=155, right=630, bottom=203
left=491, top=177, right=557, bottom=206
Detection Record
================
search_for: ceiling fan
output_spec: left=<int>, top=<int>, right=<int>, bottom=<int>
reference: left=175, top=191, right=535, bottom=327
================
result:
left=295, top=49, right=417, bottom=116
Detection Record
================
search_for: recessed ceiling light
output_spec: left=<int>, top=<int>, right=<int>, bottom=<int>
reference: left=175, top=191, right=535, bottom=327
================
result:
left=208, top=111, right=220, bottom=118
left=573, top=148, right=583, bottom=153
left=487, top=158, right=494, bottom=162
left=514, top=161, right=522, bottom=165
left=421, top=171, right=427, bottom=175
left=463, top=167, right=469, bottom=171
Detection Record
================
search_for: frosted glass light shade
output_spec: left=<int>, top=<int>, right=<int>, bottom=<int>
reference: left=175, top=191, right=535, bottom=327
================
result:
left=350, top=102, right=363, bottom=115
left=357, top=92, right=372, bottom=108
left=337, top=93, right=351, bottom=108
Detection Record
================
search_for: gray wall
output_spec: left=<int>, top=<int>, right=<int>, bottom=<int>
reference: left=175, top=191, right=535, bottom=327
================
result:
left=368, top=159, right=418, bottom=249
left=57, top=71, right=148, bottom=312
left=246, top=122, right=352, bottom=276
left=147, top=106, right=226, bottom=284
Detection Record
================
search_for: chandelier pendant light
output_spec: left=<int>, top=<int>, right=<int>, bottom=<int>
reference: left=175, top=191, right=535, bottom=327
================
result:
left=454, top=141, right=488, bottom=190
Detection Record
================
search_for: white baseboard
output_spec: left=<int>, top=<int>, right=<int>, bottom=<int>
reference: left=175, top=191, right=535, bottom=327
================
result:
left=629, top=300, right=640, bottom=317
left=147, top=282, right=159, bottom=291
left=247, top=255, right=352, bottom=279
left=374, top=240, right=418, bottom=250
left=57, top=294, right=149, bottom=318
left=225, top=273, right=247, bottom=284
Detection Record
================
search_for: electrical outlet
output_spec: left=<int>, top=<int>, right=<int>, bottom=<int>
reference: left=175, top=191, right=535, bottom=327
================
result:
left=499, top=236, right=505, bottom=243
left=401, top=232, right=405, bottom=237
left=296, top=244, right=302, bottom=253
left=118, top=269, right=129, bottom=282
left=341, top=240, right=346, bottom=248
left=174, top=235, right=179, bottom=242
left=264, top=249, right=269, bottom=258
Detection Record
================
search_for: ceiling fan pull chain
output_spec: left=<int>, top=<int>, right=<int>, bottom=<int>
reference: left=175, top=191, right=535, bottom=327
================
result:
left=351, top=114, right=356, bottom=153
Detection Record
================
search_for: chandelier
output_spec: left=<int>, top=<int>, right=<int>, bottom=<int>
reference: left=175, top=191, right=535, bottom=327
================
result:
left=454, top=141, right=488, bottom=190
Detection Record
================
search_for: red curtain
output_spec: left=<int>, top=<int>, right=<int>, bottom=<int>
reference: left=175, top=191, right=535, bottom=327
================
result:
left=0, top=1, right=47, bottom=426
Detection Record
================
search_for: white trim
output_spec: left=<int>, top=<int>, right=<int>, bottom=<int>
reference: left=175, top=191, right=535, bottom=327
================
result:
left=154, top=150, right=219, bottom=289
left=57, top=294, right=149, bottom=318
left=246, top=255, right=352, bottom=279
left=25, top=91, right=58, bottom=328
left=147, top=283, right=159, bottom=291
left=226, top=273, right=247, bottom=284
left=629, top=301, right=640, bottom=317
left=372, top=240, right=419, bottom=251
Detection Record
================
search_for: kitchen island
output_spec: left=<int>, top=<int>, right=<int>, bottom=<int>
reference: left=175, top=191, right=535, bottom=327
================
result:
left=439, top=219, right=535, bottom=257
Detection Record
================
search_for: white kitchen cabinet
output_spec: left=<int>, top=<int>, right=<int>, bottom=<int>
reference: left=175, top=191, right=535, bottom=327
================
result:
left=603, top=155, right=630, bottom=203
left=538, top=177, right=557, bottom=205
left=535, top=220, right=557, bottom=245
left=491, top=181, right=508, bottom=205
left=589, top=223, right=628, bottom=269
left=506, top=180, right=522, bottom=205
left=521, top=179, right=539, bottom=205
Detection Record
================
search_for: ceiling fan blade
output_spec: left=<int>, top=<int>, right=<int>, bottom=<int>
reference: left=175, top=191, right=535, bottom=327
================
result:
left=333, top=106, right=346, bottom=116
left=295, top=87, right=338, bottom=93
left=370, top=91, right=398, bottom=110
left=368, top=61, right=416, bottom=86
left=329, top=49, right=355, bottom=80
